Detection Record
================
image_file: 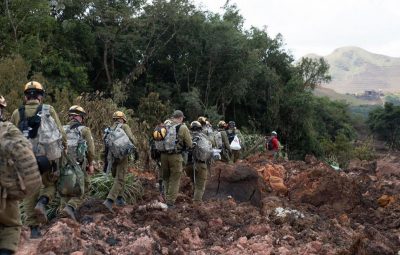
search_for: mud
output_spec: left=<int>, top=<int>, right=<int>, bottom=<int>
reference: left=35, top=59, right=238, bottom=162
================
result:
left=17, top=153, right=400, bottom=254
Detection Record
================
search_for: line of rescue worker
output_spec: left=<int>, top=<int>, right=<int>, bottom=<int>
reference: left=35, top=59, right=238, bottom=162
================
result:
left=0, top=81, right=281, bottom=255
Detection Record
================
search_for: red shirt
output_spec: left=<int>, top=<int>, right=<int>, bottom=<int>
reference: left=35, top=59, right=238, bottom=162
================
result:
left=271, top=137, right=280, bottom=151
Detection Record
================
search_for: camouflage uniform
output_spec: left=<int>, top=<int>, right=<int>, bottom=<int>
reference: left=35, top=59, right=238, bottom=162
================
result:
left=0, top=122, right=23, bottom=253
left=10, top=100, right=67, bottom=227
left=106, top=122, right=136, bottom=201
left=226, top=128, right=245, bottom=163
left=215, top=129, right=232, bottom=162
left=161, top=122, right=192, bottom=205
left=184, top=130, right=209, bottom=202
left=60, top=120, right=95, bottom=210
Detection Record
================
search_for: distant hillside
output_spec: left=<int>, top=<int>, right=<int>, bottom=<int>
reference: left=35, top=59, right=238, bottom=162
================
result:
left=305, top=46, right=400, bottom=94
left=313, top=86, right=382, bottom=105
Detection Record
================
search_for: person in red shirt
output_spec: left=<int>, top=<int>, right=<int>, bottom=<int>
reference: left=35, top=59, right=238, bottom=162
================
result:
left=266, top=131, right=281, bottom=160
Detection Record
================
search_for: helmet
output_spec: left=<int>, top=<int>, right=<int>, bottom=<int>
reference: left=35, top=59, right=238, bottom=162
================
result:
left=0, top=96, right=6, bottom=108
left=68, top=105, right=86, bottom=116
left=24, top=81, right=44, bottom=95
left=190, top=121, right=202, bottom=130
left=153, top=125, right=167, bottom=141
left=164, top=119, right=172, bottom=126
left=218, top=120, right=226, bottom=128
left=198, top=116, right=207, bottom=125
left=228, top=121, right=236, bottom=128
left=112, top=111, right=127, bottom=122
left=271, top=131, right=277, bottom=136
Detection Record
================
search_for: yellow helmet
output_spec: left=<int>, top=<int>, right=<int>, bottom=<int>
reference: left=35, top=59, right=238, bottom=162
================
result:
left=198, top=116, right=207, bottom=125
left=190, top=121, right=202, bottom=129
left=153, top=125, right=167, bottom=141
left=218, top=120, right=226, bottom=128
left=0, top=96, right=6, bottom=108
left=24, top=81, right=44, bottom=94
left=112, top=111, right=127, bottom=122
left=68, top=105, right=86, bottom=116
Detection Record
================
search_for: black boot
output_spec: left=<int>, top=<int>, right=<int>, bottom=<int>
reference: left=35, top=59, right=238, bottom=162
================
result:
left=30, top=226, right=41, bottom=239
left=62, top=205, right=77, bottom=221
left=34, top=196, right=49, bottom=223
left=103, top=198, right=114, bottom=213
left=116, top=196, right=126, bottom=207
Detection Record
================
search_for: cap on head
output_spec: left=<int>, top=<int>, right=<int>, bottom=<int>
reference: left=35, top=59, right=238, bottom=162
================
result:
left=172, top=110, right=185, bottom=119
left=0, top=96, right=6, bottom=108
left=190, top=121, right=202, bottom=130
left=68, top=105, right=86, bottom=116
left=113, top=111, right=127, bottom=122
left=271, top=131, right=277, bottom=136
left=228, top=121, right=236, bottom=128
left=24, top=81, right=44, bottom=96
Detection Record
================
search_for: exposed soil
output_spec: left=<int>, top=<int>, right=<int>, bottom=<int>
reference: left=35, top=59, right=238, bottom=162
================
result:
left=17, top=153, right=400, bottom=255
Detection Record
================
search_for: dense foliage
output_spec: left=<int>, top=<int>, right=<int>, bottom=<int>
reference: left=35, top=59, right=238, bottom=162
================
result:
left=0, top=0, right=355, bottom=160
left=368, top=102, right=400, bottom=149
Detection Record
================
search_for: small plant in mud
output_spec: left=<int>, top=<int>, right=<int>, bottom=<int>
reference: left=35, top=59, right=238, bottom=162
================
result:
left=353, top=138, right=376, bottom=161
left=89, top=172, right=144, bottom=204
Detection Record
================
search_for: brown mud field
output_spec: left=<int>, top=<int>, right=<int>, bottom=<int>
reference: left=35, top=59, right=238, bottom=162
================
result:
left=17, top=153, right=400, bottom=255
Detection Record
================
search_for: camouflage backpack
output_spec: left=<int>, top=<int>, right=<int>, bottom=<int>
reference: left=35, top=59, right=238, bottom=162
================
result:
left=154, top=124, right=181, bottom=152
left=104, top=123, right=135, bottom=159
left=0, top=121, right=42, bottom=200
left=192, top=132, right=213, bottom=162
left=214, top=131, right=223, bottom=149
left=19, top=104, right=63, bottom=161
left=64, top=124, right=87, bottom=163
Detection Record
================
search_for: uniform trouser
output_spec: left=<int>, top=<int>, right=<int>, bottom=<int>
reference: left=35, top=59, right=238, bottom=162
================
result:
left=23, top=171, right=57, bottom=227
left=60, top=169, right=90, bottom=210
left=107, top=156, right=128, bottom=201
left=232, top=149, right=241, bottom=163
left=184, top=162, right=208, bottom=202
left=161, top=153, right=183, bottom=204
left=0, top=200, right=21, bottom=253
left=221, top=148, right=231, bottom=163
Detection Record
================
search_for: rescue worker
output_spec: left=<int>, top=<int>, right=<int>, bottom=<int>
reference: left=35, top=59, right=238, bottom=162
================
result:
left=184, top=121, right=209, bottom=203
left=214, top=120, right=231, bottom=162
left=10, top=81, right=67, bottom=238
left=103, top=111, right=136, bottom=212
left=226, top=121, right=245, bottom=163
left=0, top=96, right=23, bottom=254
left=267, top=131, right=282, bottom=160
left=60, top=105, right=95, bottom=221
left=161, top=110, right=192, bottom=208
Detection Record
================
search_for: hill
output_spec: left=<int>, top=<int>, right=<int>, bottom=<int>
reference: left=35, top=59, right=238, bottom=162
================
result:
left=313, top=86, right=381, bottom=105
left=306, top=46, right=400, bottom=94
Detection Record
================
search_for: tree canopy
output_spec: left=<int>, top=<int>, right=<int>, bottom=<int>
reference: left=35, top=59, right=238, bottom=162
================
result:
left=0, top=0, right=355, bottom=160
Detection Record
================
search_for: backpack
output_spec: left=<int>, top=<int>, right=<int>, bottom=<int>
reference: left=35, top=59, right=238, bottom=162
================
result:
left=214, top=131, right=223, bottom=149
left=154, top=124, right=181, bottom=152
left=19, top=104, right=62, bottom=161
left=64, top=124, right=87, bottom=163
left=57, top=154, right=85, bottom=197
left=0, top=121, right=42, bottom=200
left=105, top=123, right=135, bottom=159
left=192, top=132, right=213, bottom=162
left=267, top=138, right=274, bottom=151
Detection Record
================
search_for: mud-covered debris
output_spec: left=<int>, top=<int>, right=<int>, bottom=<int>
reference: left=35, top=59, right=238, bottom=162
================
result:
left=137, top=201, right=168, bottom=211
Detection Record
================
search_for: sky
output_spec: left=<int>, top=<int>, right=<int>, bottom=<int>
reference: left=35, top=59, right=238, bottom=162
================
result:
left=192, top=0, right=400, bottom=59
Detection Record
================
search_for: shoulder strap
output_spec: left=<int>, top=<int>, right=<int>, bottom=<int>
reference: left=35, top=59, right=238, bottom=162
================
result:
left=41, top=104, right=50, bottom=115
left=18, top=105, right=26, bottom=130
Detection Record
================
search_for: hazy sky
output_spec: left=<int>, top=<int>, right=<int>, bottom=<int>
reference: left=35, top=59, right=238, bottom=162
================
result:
left=192, top=0, right=400, bottom=59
